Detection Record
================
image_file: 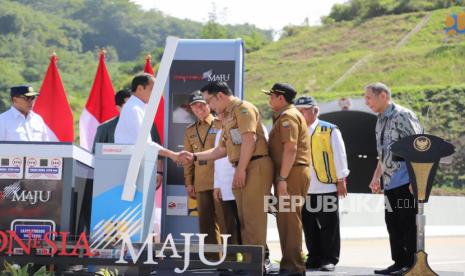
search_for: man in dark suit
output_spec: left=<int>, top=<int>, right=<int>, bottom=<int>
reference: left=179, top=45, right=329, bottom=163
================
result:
left=92, top=89, right=131, bottom=152
left=92, top=89, right=162, bottom=152
left=92, top=88, right=163, bottom=187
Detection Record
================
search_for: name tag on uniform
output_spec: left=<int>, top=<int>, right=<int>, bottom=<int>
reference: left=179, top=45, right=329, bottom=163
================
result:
left=208, top=129, right=218, bottom=134
left=230, top=128, right=242, bottom=145
left=199, top=160, right=207, bottom=166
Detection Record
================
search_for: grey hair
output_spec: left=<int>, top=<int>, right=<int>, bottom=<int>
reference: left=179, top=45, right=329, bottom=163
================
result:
left=364, top=82, right=391, bottom=98
left=314, top=105, right=320, bottom=116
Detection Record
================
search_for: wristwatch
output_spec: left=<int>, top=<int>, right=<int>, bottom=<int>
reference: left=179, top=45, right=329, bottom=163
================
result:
left=193, top=154, right=198, bottom=162
left=276, top=175, right=287, bottom=182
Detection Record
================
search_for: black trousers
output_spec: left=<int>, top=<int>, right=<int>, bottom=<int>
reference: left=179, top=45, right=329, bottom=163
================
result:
left=385, top=184, right=417, bottom=267
left=301, top=192, right=340, bottom=265
left=221, top=200, right=242, bottom=245
left=226, top=200, right=270, bottom=259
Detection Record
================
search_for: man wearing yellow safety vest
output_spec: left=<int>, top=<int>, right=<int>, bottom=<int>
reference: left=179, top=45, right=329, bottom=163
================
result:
left=296, top=96, right=350, bottom=272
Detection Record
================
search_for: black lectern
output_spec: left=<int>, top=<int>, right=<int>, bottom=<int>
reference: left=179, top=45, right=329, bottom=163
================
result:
left=391, top=134, right=455, bottom=276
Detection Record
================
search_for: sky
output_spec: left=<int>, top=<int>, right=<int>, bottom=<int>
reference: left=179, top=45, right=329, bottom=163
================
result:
left=131, top=0, right=346, bottom=31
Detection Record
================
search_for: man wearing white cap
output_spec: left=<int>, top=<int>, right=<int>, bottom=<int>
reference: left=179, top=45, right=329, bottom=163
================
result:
left=296, top=95, right=349, bottom=272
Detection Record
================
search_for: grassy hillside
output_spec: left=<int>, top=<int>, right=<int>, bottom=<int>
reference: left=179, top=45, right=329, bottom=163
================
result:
left=244, top=8, right=465, bottom=105
left=244, top=7, right=464, bottom=188
left=0, top=1, right=463, bottom=188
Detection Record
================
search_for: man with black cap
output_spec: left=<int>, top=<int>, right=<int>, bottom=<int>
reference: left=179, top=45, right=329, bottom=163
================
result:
left=295, top=96, right=349, bottom=272
left=0, top=85, right=50, bottom=141
left=265, top=83, right=311, bottom=275
left=183, top=90, right=225, bottom=250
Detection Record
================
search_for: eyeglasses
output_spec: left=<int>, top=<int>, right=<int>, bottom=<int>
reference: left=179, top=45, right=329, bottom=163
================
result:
left=17, top=95, right=37, bottom=101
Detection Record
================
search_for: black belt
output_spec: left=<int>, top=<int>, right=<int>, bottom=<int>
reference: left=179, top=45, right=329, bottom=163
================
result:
left=232, top=155, right=267, bottom=167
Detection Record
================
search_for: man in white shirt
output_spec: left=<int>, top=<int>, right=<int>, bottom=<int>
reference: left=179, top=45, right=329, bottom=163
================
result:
left=213, top=112, right=241, bottom=245
left=0, top=85, right=50, bottom=142
left=296, top=96, right=349, bottom=272
left=115, top=74, right=181, bottom=178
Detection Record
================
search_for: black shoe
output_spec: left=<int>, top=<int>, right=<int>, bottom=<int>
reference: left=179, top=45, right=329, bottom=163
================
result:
left=374, top=264, right=402, bottom=275
left=305, top=261, right=320, bottom=269
left=390, top=266, right=410, bottom=275
left=320, top=263, right=335, bottom=271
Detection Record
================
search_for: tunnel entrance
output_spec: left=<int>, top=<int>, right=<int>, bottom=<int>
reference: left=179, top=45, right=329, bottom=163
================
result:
left=319, top=110, right=378, bottom=193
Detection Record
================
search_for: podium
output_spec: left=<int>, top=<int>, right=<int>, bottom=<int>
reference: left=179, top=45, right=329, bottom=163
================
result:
left=90, top=143, right=158, bottom=249
left=391, top=134, right=455, bottom=276
left=0, top=142, right=94, bottom=244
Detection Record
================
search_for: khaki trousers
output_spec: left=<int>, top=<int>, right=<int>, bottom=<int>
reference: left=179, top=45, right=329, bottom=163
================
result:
left=276, top=165, right=310, bottom=273
left=233, top=157, right=273, bottom=257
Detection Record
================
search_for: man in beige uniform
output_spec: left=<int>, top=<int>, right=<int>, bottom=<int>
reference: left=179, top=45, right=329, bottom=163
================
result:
left=181, top=82, right=273, bottom=265
left=183, top=91, right=225, bottom=247
left=265, top=83, right=311, bottom=275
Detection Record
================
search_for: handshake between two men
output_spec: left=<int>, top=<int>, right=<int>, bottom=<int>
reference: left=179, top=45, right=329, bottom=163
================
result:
left=163, top=145, right=247, bottom=191
left=175, top=150, right=195, bottom=166
left=156, top=147, right=197, bottom=166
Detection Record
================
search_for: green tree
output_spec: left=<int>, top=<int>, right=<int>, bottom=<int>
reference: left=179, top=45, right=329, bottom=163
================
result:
left=200, top=4, right=228, bottom=39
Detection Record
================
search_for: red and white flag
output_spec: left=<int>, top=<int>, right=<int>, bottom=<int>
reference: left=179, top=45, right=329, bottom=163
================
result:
left=34, top=54, right=74, bottom=142
left=79, top=49, right=118, bottom=151
left=144, top=55, right=164, bottom=144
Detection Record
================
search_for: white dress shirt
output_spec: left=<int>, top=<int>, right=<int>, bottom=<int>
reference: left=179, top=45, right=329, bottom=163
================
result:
left=0, top=106, right=50, bottom=142
left=308, top=119, right=350, bottom=194
left=213, top=129, right=235, bottom=201
left=114, top=95, right=161, bottom=151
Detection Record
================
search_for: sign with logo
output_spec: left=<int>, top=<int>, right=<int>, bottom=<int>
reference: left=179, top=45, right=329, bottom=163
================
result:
left=0, top=157, right=24, bottom=179
left=0, top=179, right=63, bottom=234
left=101, top=145, right=134, bottom=155
left=413, top=136, right=432, bottom=152
left=166, top=196, right=188, bottom=216
left=10, top=189, right=52, bottom=205
left=11, top=219, right=55, bottom=240
left=2, top=182, right=53, bottom=205
left=445, top=11, right=465, bottom=35
left=168, top=60, right=236, bottom=185
left=25, top=157, right=63, bottom=180
left=0, top=229, right=233, bottom=274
